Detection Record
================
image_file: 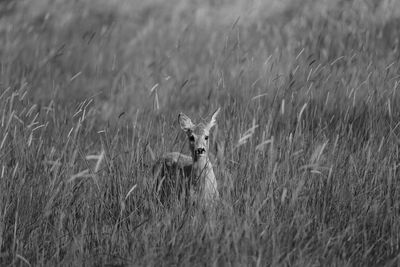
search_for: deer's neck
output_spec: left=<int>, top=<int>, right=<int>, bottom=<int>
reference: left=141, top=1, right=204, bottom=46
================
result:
left=193, top=156, right=211, bottom=175
left=192, top=155, right=219, bottom=201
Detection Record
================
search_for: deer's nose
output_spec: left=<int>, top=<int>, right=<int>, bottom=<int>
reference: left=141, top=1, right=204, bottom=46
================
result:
left=196, top=148, right=206, bottom=155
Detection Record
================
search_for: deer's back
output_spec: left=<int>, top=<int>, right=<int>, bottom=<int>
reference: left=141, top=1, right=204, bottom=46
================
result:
left=153, top=152, right=193, bottom=204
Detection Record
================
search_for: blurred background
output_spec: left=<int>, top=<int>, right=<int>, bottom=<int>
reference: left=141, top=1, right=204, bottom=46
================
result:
left=1, top=0, right=400, bottom=121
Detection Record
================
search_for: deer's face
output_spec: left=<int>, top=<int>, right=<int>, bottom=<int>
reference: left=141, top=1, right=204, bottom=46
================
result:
left=178, top=108, right=220, bottom=162
left=186, top=124, right=210, bottom=161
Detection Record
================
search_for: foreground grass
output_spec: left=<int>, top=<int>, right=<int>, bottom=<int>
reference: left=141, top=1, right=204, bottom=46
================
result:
left=1, top=0, right=400, bottom=265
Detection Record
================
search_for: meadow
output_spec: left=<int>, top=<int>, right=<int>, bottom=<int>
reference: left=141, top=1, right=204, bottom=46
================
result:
left=1, top=0, right=400, bottom=265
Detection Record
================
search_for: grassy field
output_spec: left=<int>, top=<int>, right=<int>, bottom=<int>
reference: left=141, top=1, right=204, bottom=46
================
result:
left=1, top=0, right=400, bottom=265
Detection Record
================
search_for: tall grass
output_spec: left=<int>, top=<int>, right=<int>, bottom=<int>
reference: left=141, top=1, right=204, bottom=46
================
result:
left=1, top=0, right=400, bottom=265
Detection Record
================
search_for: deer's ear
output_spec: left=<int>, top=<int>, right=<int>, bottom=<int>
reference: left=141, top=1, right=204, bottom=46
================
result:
left=206, top=107, right=221, bottom=131
left=178, top=113, right=195, bottom=132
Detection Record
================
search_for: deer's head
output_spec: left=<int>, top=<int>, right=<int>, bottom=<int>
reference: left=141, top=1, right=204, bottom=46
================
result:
left=178, top=108, right=220, bottom=162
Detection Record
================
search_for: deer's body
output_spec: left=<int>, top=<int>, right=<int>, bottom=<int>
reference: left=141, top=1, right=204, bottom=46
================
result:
left=153, top=152, right=192, bottom=204
left=153, top=109, right=221, bottom=205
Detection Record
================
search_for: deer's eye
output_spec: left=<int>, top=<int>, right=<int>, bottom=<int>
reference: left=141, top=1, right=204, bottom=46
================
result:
left=189, top=135, right=195, bottom=142
left=205, top=136, right=209, bottom=141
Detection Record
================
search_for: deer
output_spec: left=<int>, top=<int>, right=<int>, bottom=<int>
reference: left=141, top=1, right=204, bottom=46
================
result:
left=153, top=108, right=221, bottom=205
